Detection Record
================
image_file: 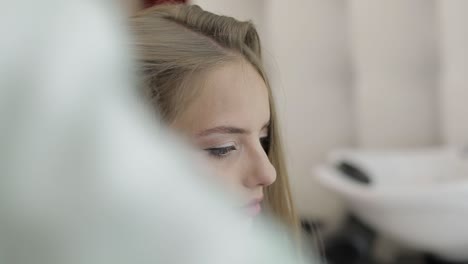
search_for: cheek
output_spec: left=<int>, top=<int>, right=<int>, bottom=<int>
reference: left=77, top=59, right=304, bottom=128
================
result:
left=199, top=154, right=245, bottom=193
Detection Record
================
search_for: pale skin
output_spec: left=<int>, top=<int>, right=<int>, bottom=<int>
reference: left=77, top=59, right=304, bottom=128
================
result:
left=171, top=59, right=276, bottom=217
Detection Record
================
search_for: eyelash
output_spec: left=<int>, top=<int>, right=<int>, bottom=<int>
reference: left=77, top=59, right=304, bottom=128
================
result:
left=260, top=136, right=270, bottom=153
left=204, top=136, right=270, bottom=159
left=204, top=145, right=237, bottom=159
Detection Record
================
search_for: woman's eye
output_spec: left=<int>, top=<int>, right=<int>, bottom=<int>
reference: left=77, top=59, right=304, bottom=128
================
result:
left=204, top=145, right=236, bottom=158
left=260, top=136, right=270, bottom=153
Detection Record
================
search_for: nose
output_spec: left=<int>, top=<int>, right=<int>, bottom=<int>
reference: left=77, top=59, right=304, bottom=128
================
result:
left=243, top=144, right=277, bottom=188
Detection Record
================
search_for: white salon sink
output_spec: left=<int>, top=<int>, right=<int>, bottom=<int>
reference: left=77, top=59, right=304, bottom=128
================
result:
left=315, top=147, right=468, bottom=261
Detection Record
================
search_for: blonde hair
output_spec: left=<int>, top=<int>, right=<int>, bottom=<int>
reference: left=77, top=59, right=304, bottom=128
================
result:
left=130, top=4, right=298, bottom=232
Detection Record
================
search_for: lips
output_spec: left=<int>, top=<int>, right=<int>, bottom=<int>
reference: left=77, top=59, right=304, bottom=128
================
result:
left=243, top=198, right=263, bottom=217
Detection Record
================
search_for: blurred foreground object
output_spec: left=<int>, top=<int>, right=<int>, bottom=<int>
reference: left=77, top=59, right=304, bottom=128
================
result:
left=0, top=1, right=308, bottom=264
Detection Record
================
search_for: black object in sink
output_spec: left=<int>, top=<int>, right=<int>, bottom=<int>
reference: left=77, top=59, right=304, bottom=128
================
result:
left=324, top=214, right=376, bottom=264
left=424, top=254, right=468, bottom=264
left=335, top=161, right=372, bottom=185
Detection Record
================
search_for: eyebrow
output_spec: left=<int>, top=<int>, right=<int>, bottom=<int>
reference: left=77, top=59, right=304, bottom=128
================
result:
left=197, top=126, right=247, bottom=137
left=196, top=122, right=270, bottom=137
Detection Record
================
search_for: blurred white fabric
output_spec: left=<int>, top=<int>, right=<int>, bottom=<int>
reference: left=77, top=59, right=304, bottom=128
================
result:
left=0, top=1, right=307, bottom=263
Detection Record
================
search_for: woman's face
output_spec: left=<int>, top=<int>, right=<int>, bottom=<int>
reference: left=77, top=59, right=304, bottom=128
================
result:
left=171, top=60, right=276, bottom=218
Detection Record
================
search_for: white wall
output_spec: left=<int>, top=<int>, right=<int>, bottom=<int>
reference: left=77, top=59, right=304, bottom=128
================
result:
left=439, top=0, right=468, bottom=146
left=349, top=0, right=440, bottom=149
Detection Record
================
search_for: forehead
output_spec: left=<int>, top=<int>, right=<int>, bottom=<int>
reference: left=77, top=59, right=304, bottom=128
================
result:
left=173, top=60, right=270, bottom=133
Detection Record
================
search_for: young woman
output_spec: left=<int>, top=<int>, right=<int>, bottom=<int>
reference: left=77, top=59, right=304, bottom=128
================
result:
left=130, top=4, right=298, bottom=231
